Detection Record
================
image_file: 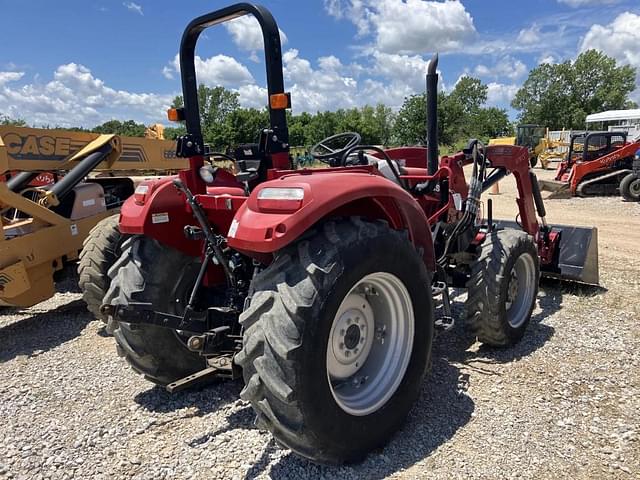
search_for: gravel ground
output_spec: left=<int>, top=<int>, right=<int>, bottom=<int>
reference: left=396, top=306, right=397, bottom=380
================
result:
left=1, top=178, right=639, bottom=479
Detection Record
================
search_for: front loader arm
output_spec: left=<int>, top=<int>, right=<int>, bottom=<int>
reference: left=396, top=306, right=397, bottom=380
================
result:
left=485, top=145, right=540, bottom=237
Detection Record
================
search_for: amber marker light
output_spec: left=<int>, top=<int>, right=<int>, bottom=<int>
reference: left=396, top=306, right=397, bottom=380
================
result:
left=269, top=93, right=291, bottom=110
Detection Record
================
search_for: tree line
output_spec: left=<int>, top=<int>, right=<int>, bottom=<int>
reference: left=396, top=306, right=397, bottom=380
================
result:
left=2, top=50, right=635, bottom=149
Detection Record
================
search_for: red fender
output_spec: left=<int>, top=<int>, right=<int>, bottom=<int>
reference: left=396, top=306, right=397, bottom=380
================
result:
left=119, top=170, right=246, bottom=256
left=226, top=171, right=436, bottom=271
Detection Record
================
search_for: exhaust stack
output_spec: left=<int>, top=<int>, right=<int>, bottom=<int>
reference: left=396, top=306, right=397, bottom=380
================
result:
left=426, top=53, right=439, bottom=175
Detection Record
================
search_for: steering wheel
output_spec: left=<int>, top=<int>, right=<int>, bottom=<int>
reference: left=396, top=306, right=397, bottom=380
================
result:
left=310, top=132, right=361, bottom=165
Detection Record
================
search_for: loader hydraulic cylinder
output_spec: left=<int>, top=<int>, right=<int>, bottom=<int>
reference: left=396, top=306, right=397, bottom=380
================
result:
left=529, top=171, right=547, bottom=220
left=6, top=172, right=40, bottom=192
left=48, top=144, right=113, bottom=201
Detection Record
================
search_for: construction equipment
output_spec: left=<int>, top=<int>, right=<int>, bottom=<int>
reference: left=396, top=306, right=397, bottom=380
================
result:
left=619, top=147, right=640, bottom=201
left=96, top=3, right=599, bottom=464
left=0, top=125, right=185, bottom=310
left=539, top=131, right=639, bottom=198
left=490, top=124, right=571, bottom=169
left=490, top=124, right=547, bottom=167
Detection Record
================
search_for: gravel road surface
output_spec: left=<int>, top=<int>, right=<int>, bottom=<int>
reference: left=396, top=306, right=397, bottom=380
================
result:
left=1, top=168, right=638, bottom=479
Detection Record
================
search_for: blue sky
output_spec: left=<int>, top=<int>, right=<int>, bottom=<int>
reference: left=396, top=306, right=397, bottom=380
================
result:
left=1, top=0, right=639, bottom=128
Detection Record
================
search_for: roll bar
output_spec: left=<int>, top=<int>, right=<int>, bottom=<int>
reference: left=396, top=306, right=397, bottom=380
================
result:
left=179, top=3, right=288, bottom=146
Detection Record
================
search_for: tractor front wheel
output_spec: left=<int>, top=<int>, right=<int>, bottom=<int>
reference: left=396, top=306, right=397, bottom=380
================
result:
left=620, top=173, right=640, bottom=202
left=103, top=236, right=207, bottom=385
left=235, top=219, right=434, bottom=464
left=466, top=229, right=539, bottom=346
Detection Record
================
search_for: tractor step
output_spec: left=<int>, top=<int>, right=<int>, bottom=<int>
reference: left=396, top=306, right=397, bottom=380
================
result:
left=432, top=281, right=455, bottom=332
left=435, top=316, right=455, bottom=332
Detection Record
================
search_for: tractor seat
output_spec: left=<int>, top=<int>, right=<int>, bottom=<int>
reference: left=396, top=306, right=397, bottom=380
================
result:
left=206, top=186, right=246, bottom=196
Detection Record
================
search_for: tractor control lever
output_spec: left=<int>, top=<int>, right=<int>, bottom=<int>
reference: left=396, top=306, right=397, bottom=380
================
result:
left=172, top=178, right=236, bottom=289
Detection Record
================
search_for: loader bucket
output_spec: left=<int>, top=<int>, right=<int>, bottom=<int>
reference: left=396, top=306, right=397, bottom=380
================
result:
left=496, top=220, right=599, bottom=285
left=544, top=223, right=599, bottom=285
left=538, top=179, right=572, bottom=199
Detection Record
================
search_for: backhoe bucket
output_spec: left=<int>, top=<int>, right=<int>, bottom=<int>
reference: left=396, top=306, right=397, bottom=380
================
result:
left=538, top=179, right=571, bottom=199
left=544, top=223, right=599, bottom=285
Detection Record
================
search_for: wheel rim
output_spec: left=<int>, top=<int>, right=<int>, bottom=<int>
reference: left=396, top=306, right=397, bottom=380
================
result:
left=505, top=253, right=536, bottom=328
left=630, top=179, right=640, bottom=197
left=326, top=272, right=414, bottom=416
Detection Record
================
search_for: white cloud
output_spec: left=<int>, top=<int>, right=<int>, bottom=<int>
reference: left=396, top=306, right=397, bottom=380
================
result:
left=473, top=56, right=528, bottom=81
left=0, top=63, right=172, bottom=127
left=486, top=82, right=519, bottom=107
left=0, top=71, right=24, bottom=86
left=224, top=15, right=288, bottom=55
left=165, top=54, right=254, bottom=87
left=161, top=66, right=174, bottom=80
left=123, top=2, right=143, bottom=16
left=324, top=0, right=372, bottom=35
left=538, top=53, right=558, bottom=65
left=517, top=24, right=541, bottom=45
left=325, top=0, right=476, bottom=54
left=580, top=12, right=640, bottom=68
left=281, top=49, right=360, bottom=112
left=372, top=52, right=435, bottom=91
left=558, top=0, right=620, bottom=7
left=236, top=84, right=268, bottom=109
left=580, top=12, right=640, bottom=102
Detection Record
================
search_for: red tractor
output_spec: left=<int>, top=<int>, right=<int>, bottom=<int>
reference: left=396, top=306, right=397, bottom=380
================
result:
left=94, top=3, right=599, bottom=464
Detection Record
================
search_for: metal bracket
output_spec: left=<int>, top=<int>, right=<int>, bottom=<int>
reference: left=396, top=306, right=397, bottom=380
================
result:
left=166, top=366, right=220, bottom=393
left=100, top=302, right=237, bottom=333
left=176, top=134, right=204, bottom=158
left=187, top=326, right=231, bottom=355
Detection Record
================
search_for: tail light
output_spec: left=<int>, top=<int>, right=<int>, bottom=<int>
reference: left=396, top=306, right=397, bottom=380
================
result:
left=256, top=187, right=304, bottom=212
left=133, top=183, right=151, bottom=205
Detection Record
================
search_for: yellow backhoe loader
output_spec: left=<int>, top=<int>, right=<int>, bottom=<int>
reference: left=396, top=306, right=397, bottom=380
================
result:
left=490, top=124, right=566, bottom=169
left=0, top=125, right=187, bottom=312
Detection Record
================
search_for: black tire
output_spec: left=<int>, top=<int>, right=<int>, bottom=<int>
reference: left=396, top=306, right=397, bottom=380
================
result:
left=235, top=219, right=434, bottom=464
left=620, top=173, right=640, bottom=202
left=103, top=236, right=207, bottom=385
left=78, top=214, right=128, bottom=320
left=466, top=229, right=539, bottom=346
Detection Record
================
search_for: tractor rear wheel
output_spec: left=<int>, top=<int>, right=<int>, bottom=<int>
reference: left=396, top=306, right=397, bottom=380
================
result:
left=78, top=214, right=128, bottom=320
left=235, top=219, right=434, bottom=464
left=466, top=229, right=539, bottom=346
left=620, top=173, right=640, bottom=201
left=103, top=236, right=207, bottom=385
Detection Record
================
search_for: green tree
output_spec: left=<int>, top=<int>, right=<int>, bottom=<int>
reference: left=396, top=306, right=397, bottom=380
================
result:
left=171, top=84, right=240, bottom=149
left=392, top=93, right=427, bottom=145
left=511, top=50, right=636, bottom=129
left=222, top=108, right=270, bottom=149
left=92, top=119, right=146, bottom=137
left=469, top=107, right=513, bottom=140
left=449, top=76, right=487, bottom=114
left=288, top=111, right=312, bottom=146
left=392, top=76, right=511, bottom=147
left=0, top=115, right=27, bottom=127
left=164, top=125, right=186, bottom=140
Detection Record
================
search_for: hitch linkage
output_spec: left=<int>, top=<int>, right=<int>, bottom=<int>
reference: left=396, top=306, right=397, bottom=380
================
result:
left=101, top=302, right=237, bottom=334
